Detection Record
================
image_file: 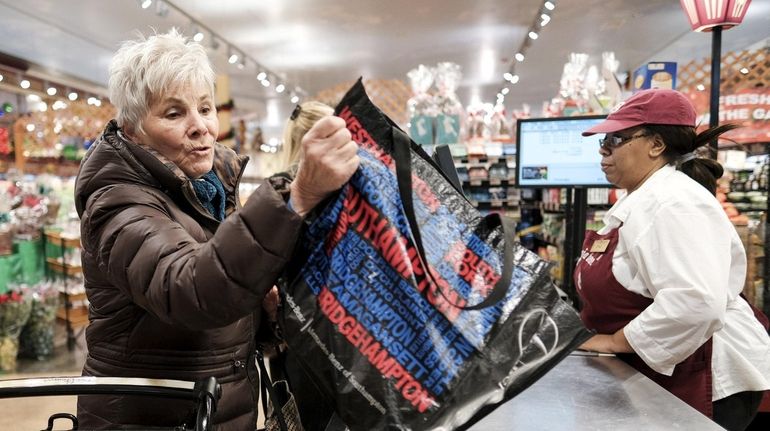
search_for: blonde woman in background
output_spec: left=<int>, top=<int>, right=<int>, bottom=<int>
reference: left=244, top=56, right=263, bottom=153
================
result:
left=268, top=100, right=343, bottom=431
left=281, top=101, right=335, bottom=176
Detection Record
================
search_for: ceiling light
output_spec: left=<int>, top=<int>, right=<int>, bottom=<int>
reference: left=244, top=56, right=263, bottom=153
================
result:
left=696, top=84, right=706, bottom=91
left=501, top=87, right=510, bottom=95
left=228, top=52, right=239, bottom=64
left=540, top=14, right=551, bottom=26
left=26, top=124, right=35, bottom=132
left=528, top=31, right=539, bottom=40
left=480, top=47, right=495, bottom=80
left=544, top=1, right=555, bottom=11
left=510, top=75, right=520, bottom=84
left=0, top=74, right=3, bottom=82
left=290, top=95, right=299, bottom=104
left=261, top=79, right=270, bottom=87
left=141, top=0, right=152, bottom=9
left=275, top=84, right=285, bottom=93
left=740, top=67, right=749, bottom=74
left=193, top=29, right=204, bottom=42
left=68, top=91, right=78, bottom=101
left=87, top=96, right=97, bottom=105
left=503, top=72, right=514, bottom=82
left=47, top=86, right=57, bottom=96
left=257, top=71, right=267, bottom=81
left=515, top=52, right=525, bottom=62
left=20, top=79, right=30, bottom=89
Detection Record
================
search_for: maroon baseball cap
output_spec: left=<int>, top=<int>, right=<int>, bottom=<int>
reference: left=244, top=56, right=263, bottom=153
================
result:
left=582, top=89, right=697, bottom=136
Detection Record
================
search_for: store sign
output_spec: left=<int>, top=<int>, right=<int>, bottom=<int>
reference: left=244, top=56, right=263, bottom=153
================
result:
left=686, top=88, right=770, bottom=144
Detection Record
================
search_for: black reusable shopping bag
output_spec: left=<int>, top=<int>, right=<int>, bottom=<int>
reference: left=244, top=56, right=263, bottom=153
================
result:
left=279, top=79, right=591, bottom=431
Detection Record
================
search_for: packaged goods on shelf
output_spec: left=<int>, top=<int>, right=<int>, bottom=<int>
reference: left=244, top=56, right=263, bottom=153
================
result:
left=488, top=162, right=508, bottom=180
left=587, top=188, right=610, bottom=205
left=406, top=64, right=437, bottom=149
left=433, top=62, right=464, bottom=145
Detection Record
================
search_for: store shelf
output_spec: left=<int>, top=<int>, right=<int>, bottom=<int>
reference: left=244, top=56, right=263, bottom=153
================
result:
left=19, top=157, right=82, bottom=177
left=455, top=155, right=516, bottom=165
left=469, top=199, right=519, bottom=208
left=44, top=231, right=81, bottom=249
left=46, top=258, right=82, bottom=276
left=55, top=304, right=89, bottom=327
left=464, top=178, right=515, bottom=187
left=44, top=231, right=86, bottom=350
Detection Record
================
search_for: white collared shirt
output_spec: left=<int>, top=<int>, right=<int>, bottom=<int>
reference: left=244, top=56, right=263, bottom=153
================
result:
left=598, top=164, right=770, bottom=400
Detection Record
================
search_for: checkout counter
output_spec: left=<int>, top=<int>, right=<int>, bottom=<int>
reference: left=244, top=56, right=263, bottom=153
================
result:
left=468, top=352, right=724, bottom=430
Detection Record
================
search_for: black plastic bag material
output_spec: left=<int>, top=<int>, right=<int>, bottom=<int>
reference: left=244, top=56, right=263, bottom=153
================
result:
left=279, top=79, right=592, bottom=431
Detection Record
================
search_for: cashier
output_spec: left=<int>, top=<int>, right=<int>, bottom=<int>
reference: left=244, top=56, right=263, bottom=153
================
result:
left=575, top=89, right=770, bottom=431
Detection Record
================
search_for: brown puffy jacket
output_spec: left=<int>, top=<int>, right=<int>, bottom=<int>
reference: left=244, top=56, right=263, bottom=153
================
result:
left=74, top=120, right=303, bottom=430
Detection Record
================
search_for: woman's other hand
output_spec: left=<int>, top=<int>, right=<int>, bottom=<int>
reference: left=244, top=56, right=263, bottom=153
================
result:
left=289, top=116, right=360, bottom=217
left=263, top=286, right=280, bottom=322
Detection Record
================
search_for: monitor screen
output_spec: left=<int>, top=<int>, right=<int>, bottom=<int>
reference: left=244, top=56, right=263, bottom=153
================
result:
left=515, top=115, right=611, bottom=188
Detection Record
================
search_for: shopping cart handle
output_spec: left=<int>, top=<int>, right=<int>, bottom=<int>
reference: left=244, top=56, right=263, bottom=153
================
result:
left=0, top=376, right=221, bottom=431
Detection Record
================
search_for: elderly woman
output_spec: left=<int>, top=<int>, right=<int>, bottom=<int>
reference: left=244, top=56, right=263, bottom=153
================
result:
left=74, top=29, right=358, bottom=430
left=575, top=89, right=770, bottom=431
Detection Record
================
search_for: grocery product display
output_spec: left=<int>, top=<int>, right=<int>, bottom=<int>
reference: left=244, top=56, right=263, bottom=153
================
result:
left=0, top=174, right=80, bottom=369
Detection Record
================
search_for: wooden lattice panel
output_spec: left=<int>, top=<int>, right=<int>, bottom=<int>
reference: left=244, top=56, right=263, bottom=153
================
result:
left=313, top=79, right=412, bottom=126
left=678, top=48, right=770, bottom=144
left=678, top=48, right=770, bottom=93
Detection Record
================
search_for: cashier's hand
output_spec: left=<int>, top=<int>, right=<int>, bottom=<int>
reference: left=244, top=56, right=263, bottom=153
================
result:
left=579, top=330, right=634, bottom=354
left=290, top=116, right=359, bottom=217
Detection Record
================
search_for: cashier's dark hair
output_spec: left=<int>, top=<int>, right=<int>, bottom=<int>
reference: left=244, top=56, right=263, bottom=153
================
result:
left=643, top=123, right=739, bottom=195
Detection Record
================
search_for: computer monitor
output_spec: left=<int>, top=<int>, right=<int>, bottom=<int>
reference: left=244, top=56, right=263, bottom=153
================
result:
left=515, top=115, right=611, bottom=188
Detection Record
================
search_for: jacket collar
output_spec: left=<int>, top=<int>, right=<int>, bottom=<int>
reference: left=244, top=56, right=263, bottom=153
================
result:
left=76, top=120, right=249, bottom=218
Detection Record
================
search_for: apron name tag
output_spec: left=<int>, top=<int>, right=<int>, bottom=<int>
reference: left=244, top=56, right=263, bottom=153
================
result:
left=589, top=239, right=610, bottom=253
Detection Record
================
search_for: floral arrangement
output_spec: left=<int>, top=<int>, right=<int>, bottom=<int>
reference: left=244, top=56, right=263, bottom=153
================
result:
left=0, top=289, right=32, bottom=371
left=19, top=282, right=60, bottom=360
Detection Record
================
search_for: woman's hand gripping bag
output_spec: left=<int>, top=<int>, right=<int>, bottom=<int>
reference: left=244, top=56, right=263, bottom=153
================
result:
left=279, top=79, right=591, bottom=431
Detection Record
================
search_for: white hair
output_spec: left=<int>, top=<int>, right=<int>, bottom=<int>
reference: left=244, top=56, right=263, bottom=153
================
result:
left=108, top=28, right=215, bottom=135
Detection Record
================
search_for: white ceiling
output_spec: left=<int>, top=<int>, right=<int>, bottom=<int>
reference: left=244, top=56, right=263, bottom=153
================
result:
left=0, top=0, right=769, bottom=128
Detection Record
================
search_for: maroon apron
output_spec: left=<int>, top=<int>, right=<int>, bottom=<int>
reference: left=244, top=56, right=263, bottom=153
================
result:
left=575, top=227, right=714, bottom=418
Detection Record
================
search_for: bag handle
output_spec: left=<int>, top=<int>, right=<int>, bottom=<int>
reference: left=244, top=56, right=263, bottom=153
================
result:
left=256, top=349, right=289, bottom=431
left=390, top=127, right=515, bottom=311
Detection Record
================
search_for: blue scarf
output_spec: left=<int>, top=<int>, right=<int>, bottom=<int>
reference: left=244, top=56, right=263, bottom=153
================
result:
left=191, top=170, right=226, bottom=221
